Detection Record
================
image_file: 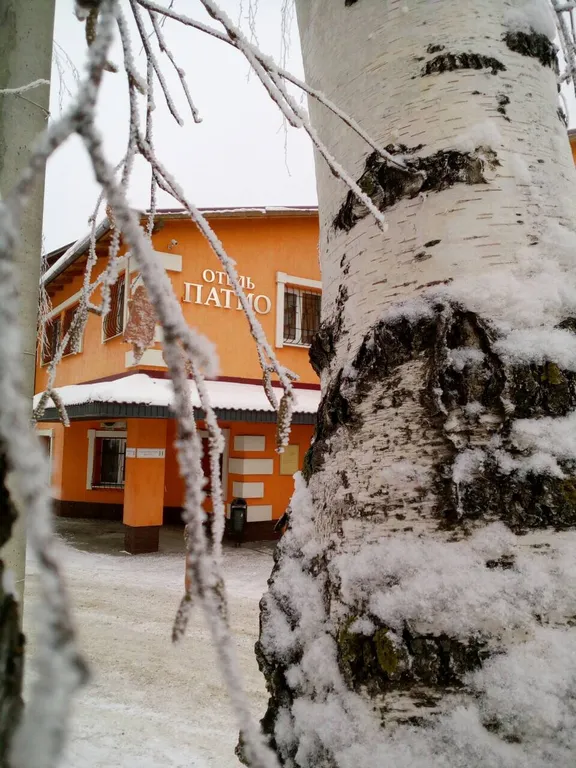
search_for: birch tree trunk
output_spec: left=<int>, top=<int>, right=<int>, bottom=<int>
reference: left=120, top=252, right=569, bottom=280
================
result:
left=256, top=1, right=576, bottom=765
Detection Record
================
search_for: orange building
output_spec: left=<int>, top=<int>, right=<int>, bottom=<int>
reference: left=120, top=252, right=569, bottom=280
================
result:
left=35, top=208, right=321, bottom=553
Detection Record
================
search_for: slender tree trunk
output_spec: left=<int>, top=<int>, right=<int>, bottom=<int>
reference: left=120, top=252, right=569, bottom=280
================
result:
left=0, top=1, right=54, bottom=762
left=258, top=1, right=576, bottom=765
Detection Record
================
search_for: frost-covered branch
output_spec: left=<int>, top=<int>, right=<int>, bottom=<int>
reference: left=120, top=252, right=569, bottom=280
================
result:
left=553, top=0, right=576, bottom=94
left=0, top=78, right=50, bottom=95
left=137, top=0, right=409, bottom=173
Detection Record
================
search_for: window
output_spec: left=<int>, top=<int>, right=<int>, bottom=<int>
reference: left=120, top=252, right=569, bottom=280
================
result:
left=41, top=303, right=83, bottom=364
left=42, top=315, right=61, bottom=364
left=92, top=436, right=126, bottom=488
left=61, top=305, right=78, bottom=356
left=103, top=274, right=126, bottom=341
left=276, top=272, right=322, bottom=348
left=283, top=287, right=321, bottom=346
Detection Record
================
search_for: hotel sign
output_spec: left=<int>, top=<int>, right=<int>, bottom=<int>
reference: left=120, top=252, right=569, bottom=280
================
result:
left=183, top=270, right=272, bottom=315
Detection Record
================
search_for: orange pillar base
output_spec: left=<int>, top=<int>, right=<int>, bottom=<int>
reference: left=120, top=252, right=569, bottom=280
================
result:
left=123, top=419, right=167, bottom=554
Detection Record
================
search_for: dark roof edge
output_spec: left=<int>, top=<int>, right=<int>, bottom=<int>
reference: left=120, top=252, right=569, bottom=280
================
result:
left=35, top=401, right=317, bottom=425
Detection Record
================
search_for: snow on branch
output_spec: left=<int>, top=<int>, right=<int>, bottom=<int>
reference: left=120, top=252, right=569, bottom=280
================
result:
left=137, top=0, right=410, bottom=173
left=0, top=78, right=50, bottom=95
left=552, top=0, right=576, bottom=96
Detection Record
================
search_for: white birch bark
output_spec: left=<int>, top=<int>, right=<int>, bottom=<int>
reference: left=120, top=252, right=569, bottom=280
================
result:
left=257, top=2, right=576, bottom=766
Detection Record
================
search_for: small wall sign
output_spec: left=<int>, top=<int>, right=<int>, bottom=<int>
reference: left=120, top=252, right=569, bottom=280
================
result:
left=280, top=445, right=299, bottom=476
left=126, top=447, right=136, bottom=458
left=136, top=448, right=166, bottom=459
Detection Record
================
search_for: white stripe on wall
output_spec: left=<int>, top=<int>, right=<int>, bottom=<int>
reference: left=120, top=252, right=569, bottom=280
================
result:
left=125, top=349, right=167, bottom=368
left=247, top=505, right=273, bottom=522
left=228, top=458, right=273, bottom=475
left=233, top=435, right=266, bottom=452
left=225, top=504, right=273, bottom=522
left=232, top=481, right=264, bottom=499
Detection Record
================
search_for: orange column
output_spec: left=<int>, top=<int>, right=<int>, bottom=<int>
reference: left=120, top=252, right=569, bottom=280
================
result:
left=123, top=419, right=167, bottom=553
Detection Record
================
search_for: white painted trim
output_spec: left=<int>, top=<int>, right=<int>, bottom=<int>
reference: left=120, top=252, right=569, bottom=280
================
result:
left=87, top=429, right=127, bottom=490
left=47, top=289, right=82, bottom=320
left=125, top=348, right=167, bottom=368
left=228, top=458, right=274, bottom=475
left=246, top=505, right=273, bottom=522
left=86, top=429, right=96, bottom=490
left=233, top=435, right=266, bottom=452
left=222, top=428, right=230, bottom=502
left=232, top=481, right=264, bottom=499
left=130, top=250, right=182, bottom=273
left=37, top=429, right=54, bottom=476
left=277, top=271, right=322, bottom=291
left=276, top=271, right=322, bottom=348
left=225, top=503, right=273, bottom=522
left=276, top=274, right=286, bottom=349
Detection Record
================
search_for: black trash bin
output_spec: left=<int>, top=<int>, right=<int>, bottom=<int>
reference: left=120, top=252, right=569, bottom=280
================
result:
left=229, top=498, right=247, bottom=547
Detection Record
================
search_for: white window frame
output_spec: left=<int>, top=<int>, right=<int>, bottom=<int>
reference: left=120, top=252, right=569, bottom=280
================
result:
left=37, top=428, right=54, bottom=481
left=101, top=270, right=128, bottom=343
left=86, top=429, right=128, bottom=490
left=275, top=271, right=322, bottom=349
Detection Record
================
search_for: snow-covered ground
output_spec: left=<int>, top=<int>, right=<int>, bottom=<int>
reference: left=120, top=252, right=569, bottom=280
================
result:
left=23, top=520, right=274, bottom=767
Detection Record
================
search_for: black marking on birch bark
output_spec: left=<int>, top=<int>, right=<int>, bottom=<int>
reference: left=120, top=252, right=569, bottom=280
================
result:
left=424, top=239, right=441, bottom=248
left=0, top=444, right=24, bottom=767
left=0, top=564, right=24, bottom=768
left=558, top=106, right=568, bottom=126
left=420, top=52, right=506, bottom=77
left=302, top=369, right=354, bottom=482
left=503, top=29, right=558, bottom=71
left=344, top=0, right=358, bottom=5
left=305, top=300, right=576, bottom=531
left=334, top=146, right=499, bottom=232
left=497, top=94, right=510, bottom=121
left=0, top=444, right=16, bottom=549
left=427, top=43, right=445, bottom=54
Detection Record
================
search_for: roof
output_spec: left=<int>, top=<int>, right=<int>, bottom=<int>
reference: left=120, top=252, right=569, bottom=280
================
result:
left=43, top=206, right=319, bottom=287
left=34, top=374, right=321, bottom=424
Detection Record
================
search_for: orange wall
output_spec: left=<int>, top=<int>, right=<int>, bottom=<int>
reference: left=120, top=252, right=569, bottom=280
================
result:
left=124, top=420, right=167, bottom=527
left=46, top=419, right=124, bottom=506
left=36, top=214, right=320, bottom=392
left=163, top=418, right=313, bottom=521
left=36, top=256, right=131, bottom=393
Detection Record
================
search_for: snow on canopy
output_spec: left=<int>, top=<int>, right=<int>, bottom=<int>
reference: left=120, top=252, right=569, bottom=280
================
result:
left=32, top=373, right=321, bottom=414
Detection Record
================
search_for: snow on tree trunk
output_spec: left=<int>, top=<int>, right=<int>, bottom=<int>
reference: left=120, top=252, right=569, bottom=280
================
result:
left=256, top=1, right=576, bottom=765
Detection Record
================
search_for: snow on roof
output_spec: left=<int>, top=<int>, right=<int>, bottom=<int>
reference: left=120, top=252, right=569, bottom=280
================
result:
left=33, top=374, right=321, bottom=414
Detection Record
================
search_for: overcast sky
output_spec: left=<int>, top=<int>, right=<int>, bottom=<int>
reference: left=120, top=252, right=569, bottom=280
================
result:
left=44, top=2, right=576, bottom=253
left=43, top=0, right=317, bottom=252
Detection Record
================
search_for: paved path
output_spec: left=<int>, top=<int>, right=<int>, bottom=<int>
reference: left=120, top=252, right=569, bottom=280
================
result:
left=23, top=520, right=274, bottom=767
